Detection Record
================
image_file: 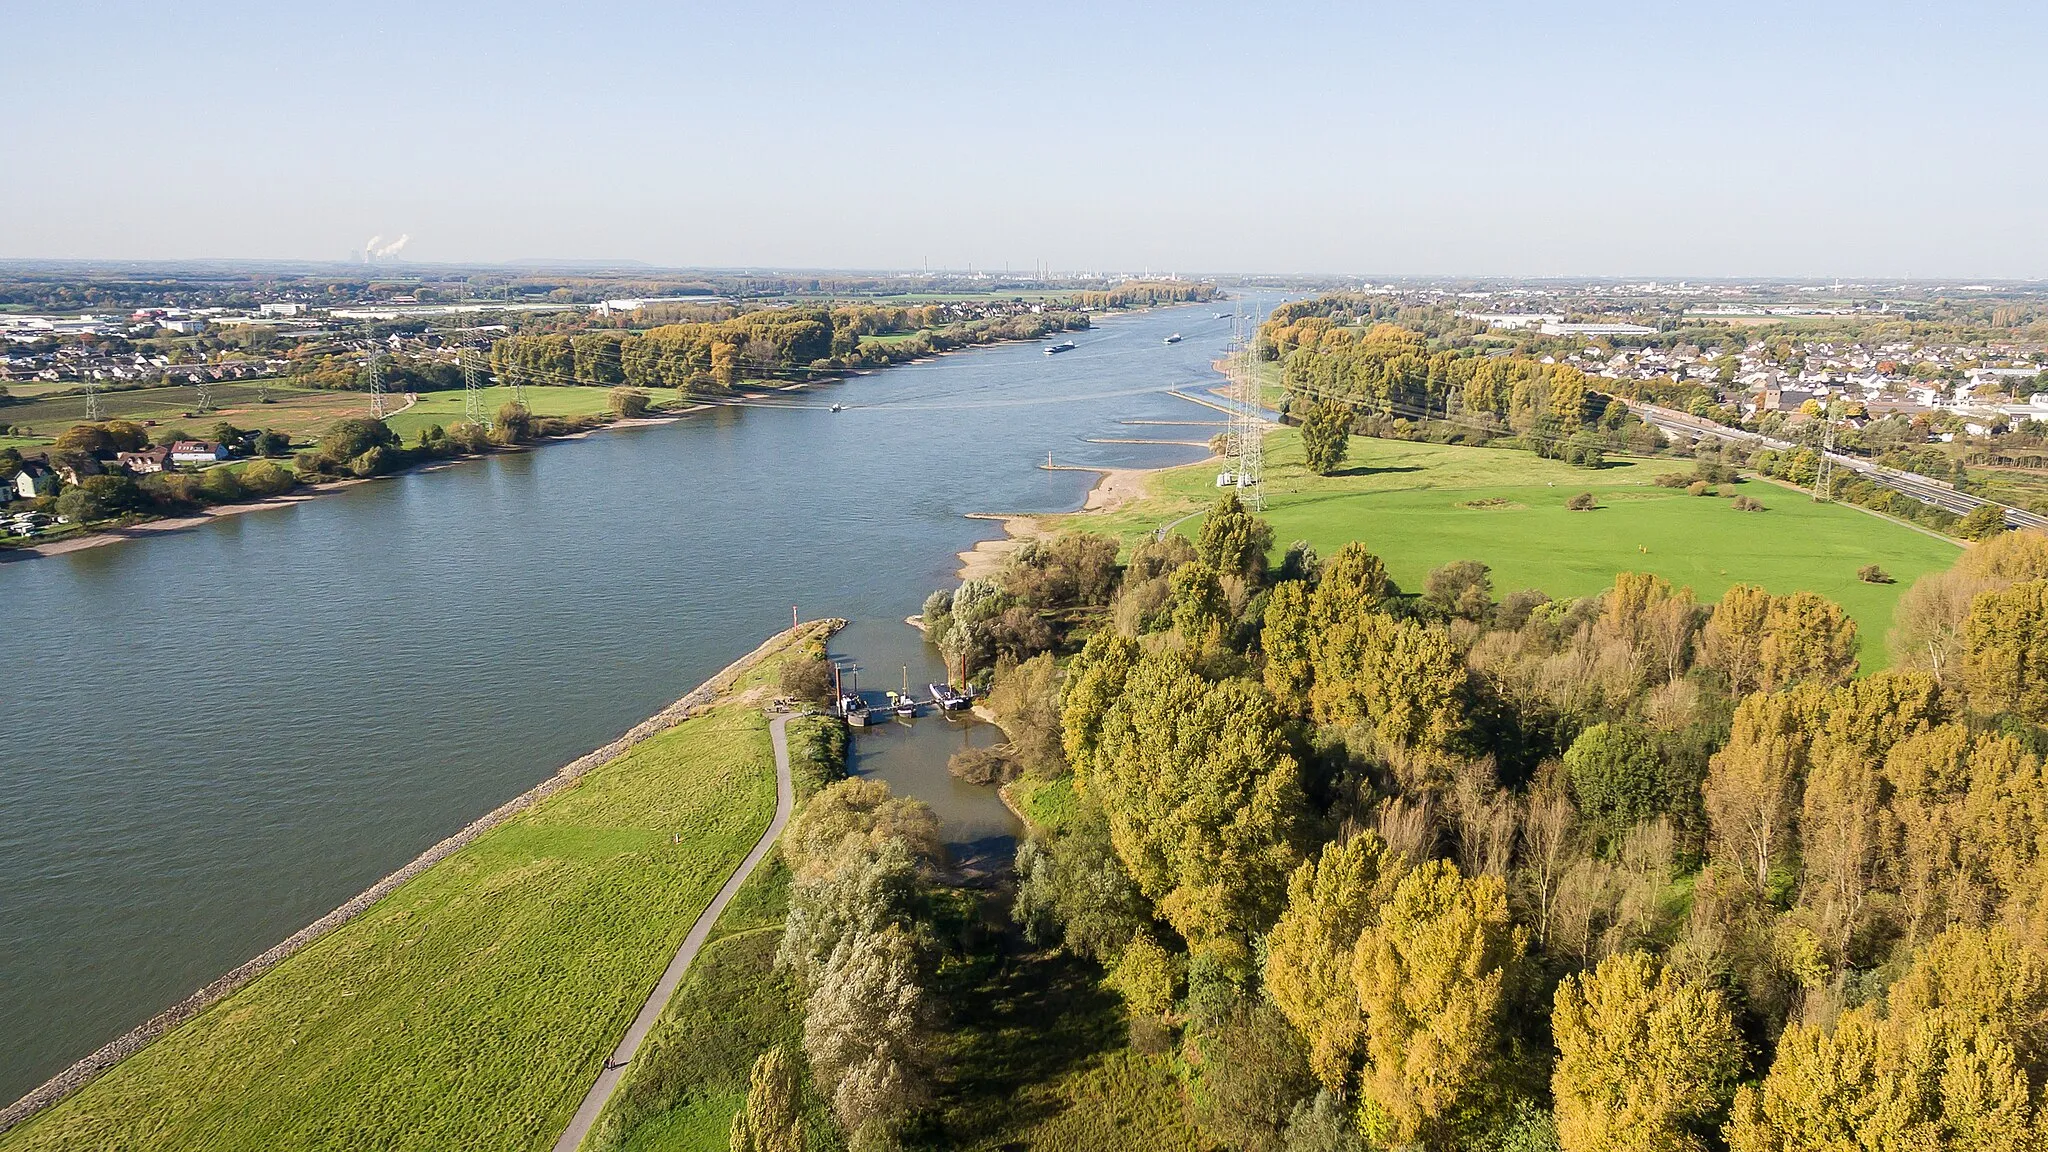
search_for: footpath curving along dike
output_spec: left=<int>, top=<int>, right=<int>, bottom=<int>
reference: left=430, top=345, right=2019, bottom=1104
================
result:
left=0, top=618, right=844, bottom=1146
left=550, top=709, right=798, bottom=1152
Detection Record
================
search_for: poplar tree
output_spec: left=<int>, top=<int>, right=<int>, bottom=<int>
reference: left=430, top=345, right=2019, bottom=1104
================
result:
left=1551, top=952, right=1740, bottom=1152
left=1962, top=578, right=2048, bottom=721
left=1265, top=834, right=1400, bottom=1093
left=1352, top=860, right=1525, bottom=1150
left=1092, top=654, right=1307, bottom=968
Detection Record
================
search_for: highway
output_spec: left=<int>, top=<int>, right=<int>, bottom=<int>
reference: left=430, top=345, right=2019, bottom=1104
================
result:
left=1622, top=400, right=2048, bottom=532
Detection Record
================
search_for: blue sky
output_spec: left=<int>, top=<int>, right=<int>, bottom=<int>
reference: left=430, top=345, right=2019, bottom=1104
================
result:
left=3, top=0, right=2043, bottom=276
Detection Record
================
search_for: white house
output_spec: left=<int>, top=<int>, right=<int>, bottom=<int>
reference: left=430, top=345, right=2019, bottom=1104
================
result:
left=169, top=441, right=231, bottom=466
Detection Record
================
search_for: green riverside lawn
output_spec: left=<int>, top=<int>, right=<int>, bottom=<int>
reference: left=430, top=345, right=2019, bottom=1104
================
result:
left=383, top=384, right=654, bottom=441
left=1063, top=427, right=1962, bottom=670
left=1, top=636, right=809, bottom=1152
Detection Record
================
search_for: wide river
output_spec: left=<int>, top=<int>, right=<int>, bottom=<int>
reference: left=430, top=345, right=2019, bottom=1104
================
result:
left=0, top=298, right=1272, bottom=1103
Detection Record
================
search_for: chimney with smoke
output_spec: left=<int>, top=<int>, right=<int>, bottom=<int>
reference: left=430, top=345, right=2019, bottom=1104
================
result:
left=361, top=234, right=410, bottom=263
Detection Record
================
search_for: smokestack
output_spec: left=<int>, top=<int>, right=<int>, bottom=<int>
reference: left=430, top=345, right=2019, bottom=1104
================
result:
left=364, top=235, right=383, bottom=263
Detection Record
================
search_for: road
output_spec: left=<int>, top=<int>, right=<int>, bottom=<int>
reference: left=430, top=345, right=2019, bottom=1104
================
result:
left=550, top=711, right=798, bottom=1152
left=1623, top=399, right=2048, bottom=531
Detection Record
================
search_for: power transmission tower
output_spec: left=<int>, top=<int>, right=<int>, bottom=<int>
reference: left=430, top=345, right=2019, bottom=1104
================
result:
left=462, top=338, right=488, bottom=428
left=364, top=327, right=386, bottom=419
left=194, top=372, right=213, bottom=414
left=1811, top=400, right=1836, bottom=502
left=84, top=380, right=104, bottom=422
left=1233, top=303, right=1265, bottom=509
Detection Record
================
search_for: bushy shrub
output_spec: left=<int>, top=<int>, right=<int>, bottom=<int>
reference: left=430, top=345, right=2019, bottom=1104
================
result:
left=1567, top=491, right=1598, bottom=511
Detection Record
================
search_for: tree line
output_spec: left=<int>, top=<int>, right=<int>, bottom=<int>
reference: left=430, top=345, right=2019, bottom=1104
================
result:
left=928, top=492, right=2048, bottom=1152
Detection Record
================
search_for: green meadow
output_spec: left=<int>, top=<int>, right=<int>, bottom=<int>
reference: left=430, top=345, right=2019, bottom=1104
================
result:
left=1063, top=428, right=1961, bottom=669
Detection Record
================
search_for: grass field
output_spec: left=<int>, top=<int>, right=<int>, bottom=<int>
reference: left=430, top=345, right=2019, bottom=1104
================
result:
left=0, top=635, right=809, bottom=1152
left=1062, top=429, right=1962, bottom=669
left=384, top=385, right=659, bottom=442
left=0, top=380, right=372, bottom=444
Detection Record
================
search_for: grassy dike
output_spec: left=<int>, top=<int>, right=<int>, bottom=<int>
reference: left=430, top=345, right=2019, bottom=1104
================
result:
left=0, top=621, right=842, bottom=1152
left=1055, top=426, right=1961, bottom=669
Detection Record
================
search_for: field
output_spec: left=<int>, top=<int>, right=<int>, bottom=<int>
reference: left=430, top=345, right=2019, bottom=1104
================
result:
left=0, top=380, right=372, bottom=445
left=382, top=384, right=658, bottom=441
left=1062, top=428, right=1962, bottom=669
left=0, top=637, right=804, bottom=1152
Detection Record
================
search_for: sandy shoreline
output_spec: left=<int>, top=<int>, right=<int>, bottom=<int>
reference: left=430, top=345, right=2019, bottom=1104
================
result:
left=952, top=456, right=1217, bottom=581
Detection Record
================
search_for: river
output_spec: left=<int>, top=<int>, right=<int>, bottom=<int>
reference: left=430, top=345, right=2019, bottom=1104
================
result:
left=0, top=297, right=1270, bottom=1103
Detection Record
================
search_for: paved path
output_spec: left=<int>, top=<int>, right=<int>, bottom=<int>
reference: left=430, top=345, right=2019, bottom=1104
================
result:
left=551, top=712, right=797, bottom=1152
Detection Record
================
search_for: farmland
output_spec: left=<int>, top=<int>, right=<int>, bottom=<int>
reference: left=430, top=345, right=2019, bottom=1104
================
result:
left=1057, top=428, right=1962, bottom=668
left=0, top=628, right=816, bottom=1152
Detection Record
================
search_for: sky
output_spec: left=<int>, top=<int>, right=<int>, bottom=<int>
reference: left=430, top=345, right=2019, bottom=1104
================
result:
left=3, top=0, right=2044, bottom=278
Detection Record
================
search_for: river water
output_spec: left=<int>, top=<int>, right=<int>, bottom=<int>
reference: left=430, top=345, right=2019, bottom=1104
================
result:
left=0, top=298, right=1270, bottom=1103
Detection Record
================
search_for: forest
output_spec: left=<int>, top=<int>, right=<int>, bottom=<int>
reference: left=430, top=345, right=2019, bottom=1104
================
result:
left=848, top=495, right=2048, bottom=1152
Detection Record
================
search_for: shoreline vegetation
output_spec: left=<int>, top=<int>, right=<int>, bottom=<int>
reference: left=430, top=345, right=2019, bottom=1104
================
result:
left=0, top=618, right=844, bottom=1145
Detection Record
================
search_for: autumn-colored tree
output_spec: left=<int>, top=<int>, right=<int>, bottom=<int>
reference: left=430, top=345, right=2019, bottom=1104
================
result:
left=1703, top=690, right=1816, bottom=894
left=1352, top=860, right=1526, bottom=1150
left=1092, top=654, right=1307, bottom=967
left=1890, top=924, right=2048, bottom=1079
left=1962, top=579, right=2048, bottom=722
left=1313, top=541, right=1395, bottom=620
left=1957, top=501, right=2008, bottom=540
left=1262, top=579, right=1316, bottom=714
left=1551, top=951, right=1741, bottom=1152
left=1726, top=1003, right=2037, bottom=1152
left=1169, top=560, right=1233, bottom=653
left=1266, top=834, right=1399, bottom=1093
left=1060, top=629, right=1138, bottom=781
left=730, top=1046, right=806, bottom=1152
left=1301, top=400, right=1353, bottom=475
left=1107, top=930, right=1181, bottom=1019
left=1197, top=489, right=1274, bottom=583
left=1701, top=584, right=1773, bottom=695
left=1309, top=611, right=1465, bottom=750
left=1881, top=724, right=1992, bottom=943
left=1759, top=591, right=1859, bottom=689
left=1795, top=736, right=1887, bottom=962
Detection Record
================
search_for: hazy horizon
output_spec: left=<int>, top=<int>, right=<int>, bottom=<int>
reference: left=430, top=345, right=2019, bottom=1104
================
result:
left=6, top=0, right=2045, bottom=278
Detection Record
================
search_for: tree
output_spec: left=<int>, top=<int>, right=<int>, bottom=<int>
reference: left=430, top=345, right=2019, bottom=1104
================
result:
left=1568, top=491, right=1598, bottom=511
left=1106, top=930, right=1181, bottom=1019
left=1551, top=951, right=1740, bottom=1152
left=1962, top=579, right=2048, bottom=722
left=1701, top=584, right=1774, bottom=695
left=803, top=924, right=933, bottom=1145
left=1563, top=722, right=1670, bottom=845
left=1353, top=860, right=1526, bottom=1150
left=1266, top=834, right=1400, bottom=1094
left=493, top=401, right=534, bottom=444
left=1012, top=796, right=1148, bottom=963
left=1301, top=400, right=1352, bottom=475
left=320, top=416, right=398, bottom=465
left=1726, top=1003, right=2037, bottom=1152
left=1263, top=580, right=1317, bottom=714
left=54, top=423, right=115, bottom=458
left=1093, top=654, right=1307, bottom=968
left=1309, top=611, right=1464, bottom=750
left=1703, top=690, right=1813, bottom=894
left=1191, top=1000, right=1318, bottom=1152
left=1061, top=629, right=1138, bottom=780
left=608, top=386, right=651, bottom=417
left=1425, top=560, right=1494, bottom=622
left=1957, top=502, right=2008, bottom=540
left=1197, top=489, right=1274, bottom=583
left=730, top=1046, right=806, bottom=1152
left=1758, top=591, right=1858, bottom=689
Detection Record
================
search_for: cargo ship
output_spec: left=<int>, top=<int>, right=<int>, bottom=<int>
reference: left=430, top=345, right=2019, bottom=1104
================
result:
left=1043, top=341, right=1076, bottom=355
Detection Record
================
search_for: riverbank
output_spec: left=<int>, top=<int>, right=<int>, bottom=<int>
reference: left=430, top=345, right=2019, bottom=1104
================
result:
left=954, top=455, right=1218, bottom=580
left=0, top=619, right=843, bottom=1148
